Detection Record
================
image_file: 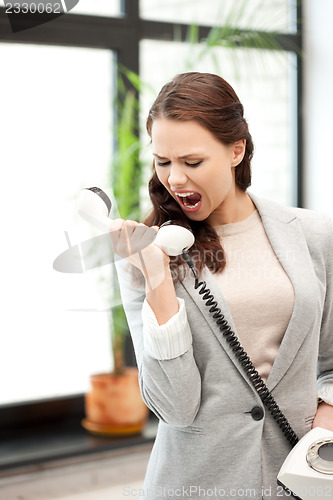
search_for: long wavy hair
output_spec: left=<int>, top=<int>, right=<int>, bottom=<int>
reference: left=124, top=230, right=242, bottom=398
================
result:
left=143, top=72, right=254, bottom=283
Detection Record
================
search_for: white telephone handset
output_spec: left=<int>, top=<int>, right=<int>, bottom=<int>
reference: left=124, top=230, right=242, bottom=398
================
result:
left=77, top=187, right=195, bottom=257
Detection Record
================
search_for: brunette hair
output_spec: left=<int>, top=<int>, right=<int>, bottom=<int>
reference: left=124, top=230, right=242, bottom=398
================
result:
left=143, top=72, right=254, bottom=282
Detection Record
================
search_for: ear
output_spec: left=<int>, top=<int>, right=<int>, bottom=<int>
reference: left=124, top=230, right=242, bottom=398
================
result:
left=231, top=139, right=246, bottom=167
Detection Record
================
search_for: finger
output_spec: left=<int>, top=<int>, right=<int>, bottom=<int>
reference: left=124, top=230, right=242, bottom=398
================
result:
left=123, top=224, right=132, bottom=256
left=121, top=221, right=141, bottom=256
left=109, top=219, right=124, bottom=248
left=128, top=225, right=157, bottom=254
left=109, top=218, right=124, bottom=231
left=135, top=226, right=158, bottom=251
left=122, top=220, right=137, bottom=240
left=123, top=220, right=138, bottom=228
left=115, top=222, right=157, bottom=257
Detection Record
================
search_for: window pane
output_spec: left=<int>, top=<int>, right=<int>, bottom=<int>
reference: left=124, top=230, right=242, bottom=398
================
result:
left=140, top=0, right=296, bottom=33
left=0, top=44, right=115, bottom=404
left=69, top=0, right=122, bottom=18
left=140, top=40, right=297, bottom=208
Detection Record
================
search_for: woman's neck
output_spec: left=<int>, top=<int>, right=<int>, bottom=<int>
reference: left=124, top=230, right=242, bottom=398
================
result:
left=207, top=190, right=256, bottom=226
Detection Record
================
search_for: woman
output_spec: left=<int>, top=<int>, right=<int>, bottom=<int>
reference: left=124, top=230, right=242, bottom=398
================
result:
left=112, top=72, right=333, bottom=499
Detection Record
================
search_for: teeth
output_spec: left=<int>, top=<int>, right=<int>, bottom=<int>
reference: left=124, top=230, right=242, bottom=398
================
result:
left=174, top=191, right=201, bottom=209
left=175, top=192, right=196, bottom=197
left=183, top=199, right=201, bottom=208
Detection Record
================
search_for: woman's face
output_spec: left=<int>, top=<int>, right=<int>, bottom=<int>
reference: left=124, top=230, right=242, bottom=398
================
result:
left=151, top=118, right=246, bottom=226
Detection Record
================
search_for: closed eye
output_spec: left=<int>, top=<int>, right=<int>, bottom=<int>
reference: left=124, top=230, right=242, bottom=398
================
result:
left=155, top=159, right=203, bottom=167
left=156, top=160, right=171, bottom=166
left=185, top=160, right=202, bottom=167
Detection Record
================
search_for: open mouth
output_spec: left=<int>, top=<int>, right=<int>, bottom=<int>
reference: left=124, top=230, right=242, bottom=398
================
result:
left=175, top=191, right=202, bottom=210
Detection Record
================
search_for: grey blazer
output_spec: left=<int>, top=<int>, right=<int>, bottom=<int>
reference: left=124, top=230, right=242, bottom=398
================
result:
left=115, top=193, right=333, bottom=500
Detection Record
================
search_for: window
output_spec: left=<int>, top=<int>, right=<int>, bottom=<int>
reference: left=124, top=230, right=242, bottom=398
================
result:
left=0, top=43, right=115, bottom=404
left=140, top=0, right=296, bottom=33
left=68, top=0, right=122, bottom=18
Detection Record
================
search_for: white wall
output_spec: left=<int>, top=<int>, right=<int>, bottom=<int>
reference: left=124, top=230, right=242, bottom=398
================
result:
left=304, top=0, right=333, bottom=218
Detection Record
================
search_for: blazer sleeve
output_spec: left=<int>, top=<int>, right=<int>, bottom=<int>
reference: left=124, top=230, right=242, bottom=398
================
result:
left=114, top=257, right=202, bottom=427
left=317, top=215, right=333, bottom=404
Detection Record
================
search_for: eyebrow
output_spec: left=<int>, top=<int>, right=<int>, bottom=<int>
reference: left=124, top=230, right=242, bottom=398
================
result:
left=153, top=153, right=205, bottom=160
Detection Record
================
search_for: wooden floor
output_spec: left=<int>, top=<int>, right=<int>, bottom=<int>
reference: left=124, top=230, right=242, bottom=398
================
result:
left=0, top=444, right=153, bottom=500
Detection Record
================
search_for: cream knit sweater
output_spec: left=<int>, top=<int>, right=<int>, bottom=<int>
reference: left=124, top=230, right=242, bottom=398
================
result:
left=213, top=209, right=294, bottom=382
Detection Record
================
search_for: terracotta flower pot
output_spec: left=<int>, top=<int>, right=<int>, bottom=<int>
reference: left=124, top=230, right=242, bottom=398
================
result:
left=82, top=367, right=149, bottom=436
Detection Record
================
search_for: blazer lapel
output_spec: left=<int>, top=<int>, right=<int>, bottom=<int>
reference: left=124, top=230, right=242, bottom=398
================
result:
left=180, top=192, right=319, bottom=394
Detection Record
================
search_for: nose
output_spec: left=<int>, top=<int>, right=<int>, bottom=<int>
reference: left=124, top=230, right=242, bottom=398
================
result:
left=168, top=163, right=188, bottom=188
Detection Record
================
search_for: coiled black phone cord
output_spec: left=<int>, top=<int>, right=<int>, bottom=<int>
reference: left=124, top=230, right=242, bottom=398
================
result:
left=182, top=251, right=299, bottom=448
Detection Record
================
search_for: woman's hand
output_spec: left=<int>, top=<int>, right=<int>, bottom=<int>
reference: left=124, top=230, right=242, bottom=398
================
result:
left=109, top=219, right=170, bottom=292
left=312, top=401, right=333, bottom=431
